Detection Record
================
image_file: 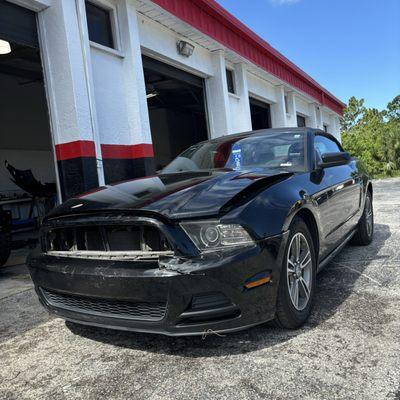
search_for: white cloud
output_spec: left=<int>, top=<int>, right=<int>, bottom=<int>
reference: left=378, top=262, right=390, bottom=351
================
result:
left=270, top=0, right=301, bottom=5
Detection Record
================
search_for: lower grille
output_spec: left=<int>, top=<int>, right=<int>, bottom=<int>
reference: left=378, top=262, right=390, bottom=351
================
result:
left=41, top=288, right=167, bottom=321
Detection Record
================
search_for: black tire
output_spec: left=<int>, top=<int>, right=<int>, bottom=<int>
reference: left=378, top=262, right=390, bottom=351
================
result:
left=351, top=191, right=374, bottom=246
left=273, top=217, right=316, bottom=329
left=0, top=231, right=11, bottom=267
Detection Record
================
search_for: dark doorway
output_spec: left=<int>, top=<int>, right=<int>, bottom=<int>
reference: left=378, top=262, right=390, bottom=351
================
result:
left=143, top=56, right=209, bottom=170
left=297, top=114, right=306, bottom=127
left=0, top=0, right=56, bottom=267
left=249, top=97, right=271, bottom=130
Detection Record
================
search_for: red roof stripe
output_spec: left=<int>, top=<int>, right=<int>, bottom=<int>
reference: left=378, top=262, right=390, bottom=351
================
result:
left=151, top=0, right=345, bottom=115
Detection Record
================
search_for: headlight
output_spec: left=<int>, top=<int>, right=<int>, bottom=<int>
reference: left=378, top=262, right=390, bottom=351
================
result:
left=180, top=221, right=254, bottom=251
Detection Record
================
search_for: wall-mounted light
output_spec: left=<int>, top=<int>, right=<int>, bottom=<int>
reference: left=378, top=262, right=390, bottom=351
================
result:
left=0, top=39, right=11, bottom=55
left=146, top=91, right=158, bottom=99
left=177, top=40, right=194, bottom=57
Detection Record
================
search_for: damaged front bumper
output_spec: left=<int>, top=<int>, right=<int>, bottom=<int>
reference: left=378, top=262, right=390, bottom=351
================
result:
left=28, top=232, right=288, bottom=336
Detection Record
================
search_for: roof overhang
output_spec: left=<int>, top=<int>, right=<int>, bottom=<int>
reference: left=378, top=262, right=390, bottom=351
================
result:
left=149, top=0, right=345, bottom=116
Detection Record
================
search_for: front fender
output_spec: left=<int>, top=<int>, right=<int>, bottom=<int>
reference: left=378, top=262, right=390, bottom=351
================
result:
left=221, top=174, right=320, bottom=240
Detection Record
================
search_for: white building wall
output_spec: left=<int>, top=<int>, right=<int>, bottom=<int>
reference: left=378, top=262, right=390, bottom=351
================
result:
left=88, top=0, right=151, bottom=147
left=247, top=73, right=277, bottom=104
left=11, top=0, right=343, bottom=196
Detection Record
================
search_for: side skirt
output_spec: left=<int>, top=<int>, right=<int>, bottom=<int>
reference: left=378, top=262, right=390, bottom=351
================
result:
left=317, top=230, right=356, bottom=272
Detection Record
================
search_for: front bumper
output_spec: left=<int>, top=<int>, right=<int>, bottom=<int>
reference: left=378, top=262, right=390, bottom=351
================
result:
left=28, top=233, right=288, bottom=336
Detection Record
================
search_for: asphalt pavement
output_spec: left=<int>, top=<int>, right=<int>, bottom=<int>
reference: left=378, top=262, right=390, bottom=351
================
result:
left=1, top=178, right=399, bottom=400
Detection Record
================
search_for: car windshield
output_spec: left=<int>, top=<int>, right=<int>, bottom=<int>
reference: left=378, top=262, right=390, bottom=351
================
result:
left=162, top=131, right=306, bottom=173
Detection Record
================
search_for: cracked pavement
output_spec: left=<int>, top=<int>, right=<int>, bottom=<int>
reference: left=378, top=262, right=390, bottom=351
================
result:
left=0, top=178, right=399, bottom=400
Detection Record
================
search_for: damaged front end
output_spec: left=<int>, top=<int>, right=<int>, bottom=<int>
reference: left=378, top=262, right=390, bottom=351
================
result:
left=28, top=211, right=288, bottom=336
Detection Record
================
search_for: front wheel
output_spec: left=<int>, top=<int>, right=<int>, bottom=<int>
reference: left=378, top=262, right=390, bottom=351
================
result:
left=351, top=191, right=374, bottom=246
left=273, top=217, right=316, bottom=329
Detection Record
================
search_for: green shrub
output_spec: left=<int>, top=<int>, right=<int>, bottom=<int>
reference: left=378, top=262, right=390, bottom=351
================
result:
left=341, top=96, right=400, bottom=178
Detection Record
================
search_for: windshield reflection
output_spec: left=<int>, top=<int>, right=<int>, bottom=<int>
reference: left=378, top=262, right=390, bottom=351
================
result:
left=162, top=131, right=306, bottom=174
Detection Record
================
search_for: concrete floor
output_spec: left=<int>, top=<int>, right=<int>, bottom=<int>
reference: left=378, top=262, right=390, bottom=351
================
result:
left=1, top=178, right=399, bottom=400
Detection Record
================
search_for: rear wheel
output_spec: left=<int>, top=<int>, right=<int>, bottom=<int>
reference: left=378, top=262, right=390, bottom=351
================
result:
left=273, top=217, right=316, bottom=329
left=351, top=191, right=373, bottom=246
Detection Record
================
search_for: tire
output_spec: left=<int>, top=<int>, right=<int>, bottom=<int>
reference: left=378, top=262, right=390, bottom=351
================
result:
left=273, top=217, right=316, bottom=329
left=0, top=231, right=11, bottom=267
left=351, top=191, right=374, bottom=246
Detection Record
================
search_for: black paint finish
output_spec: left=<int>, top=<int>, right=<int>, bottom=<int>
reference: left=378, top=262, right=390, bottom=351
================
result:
left=57, top=157, right=99, bottom=200
left=29, top=128, right=372, bottom=335
left=103, top=157, right=156, bottom=185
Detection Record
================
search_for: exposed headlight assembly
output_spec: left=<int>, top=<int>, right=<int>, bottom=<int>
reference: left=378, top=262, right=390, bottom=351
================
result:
left=180, top=221, right=254, bottom=251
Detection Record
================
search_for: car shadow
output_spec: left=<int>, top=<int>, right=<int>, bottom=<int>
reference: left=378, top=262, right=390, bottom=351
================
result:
left=66, top=223, right=391, bottom=357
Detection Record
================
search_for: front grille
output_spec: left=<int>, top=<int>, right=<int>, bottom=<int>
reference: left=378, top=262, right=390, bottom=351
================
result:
left=41, top=288, right=167, bottom=321
left=43, top=223, right=173, bottom=260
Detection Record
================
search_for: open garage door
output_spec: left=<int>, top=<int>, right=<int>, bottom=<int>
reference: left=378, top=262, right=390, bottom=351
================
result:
left=143, top=56, right=209, bottom=170
left=250, top=97, right=271, bottom=130
left=0, top=1, right=56, bottom=249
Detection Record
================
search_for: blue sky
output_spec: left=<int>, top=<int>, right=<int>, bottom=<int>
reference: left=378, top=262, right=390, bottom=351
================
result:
left=217, top=0, right=400, bottom=110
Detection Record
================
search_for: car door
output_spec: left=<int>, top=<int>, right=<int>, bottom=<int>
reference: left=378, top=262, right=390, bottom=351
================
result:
left=312, top=134, right=362, bottom=255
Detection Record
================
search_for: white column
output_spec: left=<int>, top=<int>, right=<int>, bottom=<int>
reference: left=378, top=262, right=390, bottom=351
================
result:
left=118, top=0, right=152, bottom=145
left=308, top=103, right=318, bottom=128
left=231, top=62, right=252, bottom=133
left=316, top=106, right=323, bottom=129
left=37, top=0, right=104, bottom=197
left=205, top=50, right=231, bottom=138
left=286, top=92, right=297, bottom=127
left=270, top=85, right=287, bottom=128
left=331, top=115, right=342, bottom=141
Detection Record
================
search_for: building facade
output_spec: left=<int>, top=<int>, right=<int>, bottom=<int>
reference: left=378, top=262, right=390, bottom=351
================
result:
left=0, top=0, right=345, bottom=202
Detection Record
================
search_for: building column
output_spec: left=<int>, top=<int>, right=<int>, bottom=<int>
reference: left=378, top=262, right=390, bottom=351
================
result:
left=205, top=50, right=231, bottom=138
left=38, top=0, right=103, bottom=200
left=270, top=85, right=287, bottom=128
left=331, top=115, right=341, bottom=141
left=308, top=103, right=318, bottom=128
left=230, top=62, right=252, bottom=133
left=285, top=92, right=298, bottom=127
left=316, top=106, right=323, bottom=129
left=97, top=0, right=155, bottom=183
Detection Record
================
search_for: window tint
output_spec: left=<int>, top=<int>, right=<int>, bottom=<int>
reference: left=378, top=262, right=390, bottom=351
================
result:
left=226, top=69, right=235, bottom=94
left=314, top=135, right=342, bottom=161
left=85, top=1, right=114, bottom=48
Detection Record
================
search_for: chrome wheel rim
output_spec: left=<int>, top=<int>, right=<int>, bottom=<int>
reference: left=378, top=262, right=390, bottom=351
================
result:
left=286, top=233, right=312, bottom=311
left=365, top=196, right=373, bottom=237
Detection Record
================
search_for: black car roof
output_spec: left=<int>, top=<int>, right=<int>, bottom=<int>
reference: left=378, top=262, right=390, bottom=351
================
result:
left=204, top=127, right=329, bottom=145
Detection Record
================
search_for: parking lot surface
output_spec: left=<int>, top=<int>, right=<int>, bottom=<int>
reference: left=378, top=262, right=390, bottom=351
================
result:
left=1, top=178, right=399, bottom=400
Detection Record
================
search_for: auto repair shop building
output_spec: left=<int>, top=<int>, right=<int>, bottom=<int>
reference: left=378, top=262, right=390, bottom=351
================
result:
left=0, top=0, right=345, bottom=203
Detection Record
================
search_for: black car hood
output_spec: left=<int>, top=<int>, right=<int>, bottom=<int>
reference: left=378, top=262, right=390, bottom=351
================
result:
left=47, top=169, right=292, bottom=220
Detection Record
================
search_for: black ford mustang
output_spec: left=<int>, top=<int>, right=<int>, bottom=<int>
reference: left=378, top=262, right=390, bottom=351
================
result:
left=28, top=128, right=374, bottom=336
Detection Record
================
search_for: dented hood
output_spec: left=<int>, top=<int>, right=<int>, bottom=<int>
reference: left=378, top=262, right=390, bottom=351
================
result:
left=47, top=169, right=291, bottom=220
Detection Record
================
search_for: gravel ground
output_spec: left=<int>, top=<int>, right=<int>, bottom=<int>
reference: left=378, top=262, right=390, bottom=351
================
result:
left=1, top=178, right=399, bottom=400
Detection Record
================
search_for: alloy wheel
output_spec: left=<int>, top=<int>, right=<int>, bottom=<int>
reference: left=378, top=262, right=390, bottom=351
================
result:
left=286, top=233, right=312, bottom=311
left=365, top=196, right=373, bottom=237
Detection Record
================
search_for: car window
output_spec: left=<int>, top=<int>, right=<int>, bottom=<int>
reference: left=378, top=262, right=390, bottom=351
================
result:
left=162, top=132, right=307, bottom=173
left=314, top=135, right=342, bottom=162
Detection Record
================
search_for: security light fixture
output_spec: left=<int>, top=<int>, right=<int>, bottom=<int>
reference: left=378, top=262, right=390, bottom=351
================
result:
left=146, top=92, right=158, bottom=99
left=0, top=40, right=11, bottom=55
left=177, top=40, right=194, bottom=57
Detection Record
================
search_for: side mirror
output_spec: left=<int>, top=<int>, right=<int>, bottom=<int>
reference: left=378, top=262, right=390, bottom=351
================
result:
left=319, top=152, right=351, bottom=168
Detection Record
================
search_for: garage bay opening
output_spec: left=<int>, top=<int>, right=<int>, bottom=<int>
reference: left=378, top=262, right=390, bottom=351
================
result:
left=0, top=0, right=56, bottom=266
left=142, top=56, right=209, bottom=170
left=249, top=97, right=272, bottom=130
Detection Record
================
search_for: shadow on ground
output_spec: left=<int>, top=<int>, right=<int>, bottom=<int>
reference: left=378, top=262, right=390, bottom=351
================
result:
left=65, top=223, right=391, bottom=358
